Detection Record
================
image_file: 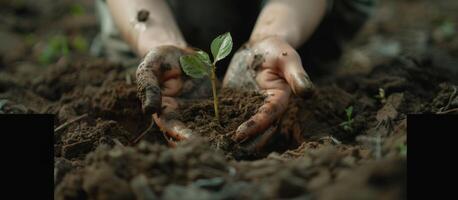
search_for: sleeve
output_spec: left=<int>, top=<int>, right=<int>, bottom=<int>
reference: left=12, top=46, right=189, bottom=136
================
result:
left=327, top=0, right=377, bottom=40
left=296, top=0, right=377, bottom=66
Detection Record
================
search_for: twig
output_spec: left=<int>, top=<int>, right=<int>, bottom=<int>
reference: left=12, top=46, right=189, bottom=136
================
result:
left=438, top=86, right=456, bottom=113
left=125, top=73, right=132, bottom=85
left=54, top=114, right=88, bottom=133
left=130, top=119, right=156, bottom=146
left=113, top=138, right=125, bottom=149
left=319, top=135, right=342, bottom=145
left=375, top=134, right=382, bottom=160
left=437, top=108, right=458, bottom=114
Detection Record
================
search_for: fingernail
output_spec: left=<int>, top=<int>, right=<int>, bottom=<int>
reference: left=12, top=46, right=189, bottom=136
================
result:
left=233, top=127, right=245, bottom=142
left=293, top=74, right=315, bottom=98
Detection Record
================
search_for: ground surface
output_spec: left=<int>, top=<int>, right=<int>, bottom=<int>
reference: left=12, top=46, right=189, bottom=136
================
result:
left=1, top=0, right=457, bottom=199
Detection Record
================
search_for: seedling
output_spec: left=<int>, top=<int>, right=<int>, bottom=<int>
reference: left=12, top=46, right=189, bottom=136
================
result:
left=71, top=35, right=89, bottom=53
left=69, top=4, right=85, bottom=16
left=398, top=143, right=407, bottom=157
left=39, top=35, right=70, bottom=64
left=433, top=19, right=456, bottom=42
left=179, top=32, right=233, bottom=122
left=375, top=88, right=386, bottom=104
left=340, top=106, right=354, bottom=132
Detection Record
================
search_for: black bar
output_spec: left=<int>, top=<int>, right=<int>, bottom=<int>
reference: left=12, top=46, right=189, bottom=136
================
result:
left=0, top=114, right=54, bottom=199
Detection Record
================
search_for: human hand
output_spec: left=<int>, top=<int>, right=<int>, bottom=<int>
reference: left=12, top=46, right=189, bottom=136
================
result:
left=223, top=36, right=315, bottom=150
left=136, top=45, right=212, bottom=143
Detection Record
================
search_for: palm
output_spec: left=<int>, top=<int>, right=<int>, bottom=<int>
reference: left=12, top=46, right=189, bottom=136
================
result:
left=223, top=36, right=314, bottom=150
left=136, top=45, right=212, bottom=142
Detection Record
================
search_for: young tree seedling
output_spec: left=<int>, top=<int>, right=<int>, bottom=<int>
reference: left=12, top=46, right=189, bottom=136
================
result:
left=339, top=106, right=354, bottom=133
left=179, top=32, right=233, bottom=122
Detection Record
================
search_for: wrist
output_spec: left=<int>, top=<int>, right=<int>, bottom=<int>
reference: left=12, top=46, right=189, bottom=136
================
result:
left=249, top=34, right=293, bottom=47
left=250, top=0, right=327, bottom=49
left=137, top=30, right=187, bottom=57
left=250, top=29, right=301, bottom=48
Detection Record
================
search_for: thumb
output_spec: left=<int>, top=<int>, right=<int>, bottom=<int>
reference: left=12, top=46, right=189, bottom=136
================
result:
left=279, top=51, right=315, bottom=98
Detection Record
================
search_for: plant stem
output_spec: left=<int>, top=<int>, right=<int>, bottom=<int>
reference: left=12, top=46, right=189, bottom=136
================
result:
left=210, top=64, right=220, bottom=122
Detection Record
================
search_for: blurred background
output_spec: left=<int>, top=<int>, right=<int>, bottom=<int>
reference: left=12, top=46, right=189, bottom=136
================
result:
left=0, top=0, right=97, bottom=70
left=0, top=0, right=457, bottom=75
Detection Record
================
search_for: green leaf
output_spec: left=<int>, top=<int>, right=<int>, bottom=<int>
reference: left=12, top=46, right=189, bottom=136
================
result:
left=70, top=4, right=85, bottom=16
left=24, top=34, right=37, bottom=46
left=38, top=35, right=69, bottom=64
left=210, top=32, right=233, bottom=63
left=195, top=50, right=212, bottom=66
left=345, top=106, right=353, bottom=119
left=439, top=20, right=456, bottom=39
left=179, top=54, right=210, bottom=79
left=72, top=35, right=88, bottom=53
left=399, top=144, right=407, bottom=157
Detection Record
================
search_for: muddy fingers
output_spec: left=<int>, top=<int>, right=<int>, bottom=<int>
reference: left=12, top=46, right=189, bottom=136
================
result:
left=153, top=113, right=193, bottom=141
left=152, top=96, right=194, bottom=141
left=232, top=89, right=290, bottom=142
left=136, top=46, right=189, bottom=115
left=282, top=62, right=315, bottom=98
left=237, top=125, right=278, bottom=153
left=275, top=40, right=315, bottom=98
left=137, top=62, right=162, bottom=115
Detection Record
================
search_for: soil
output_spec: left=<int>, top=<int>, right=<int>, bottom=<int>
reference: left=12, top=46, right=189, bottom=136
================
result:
left=1, top=0, right=457, bottom=199
left=173, top=88, right=265, bottom=159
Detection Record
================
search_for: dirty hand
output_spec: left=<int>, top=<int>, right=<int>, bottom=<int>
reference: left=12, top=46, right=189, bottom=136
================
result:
left=223, top=36, right=315, bottom=149
left=136, top=45, right=211, bottom=143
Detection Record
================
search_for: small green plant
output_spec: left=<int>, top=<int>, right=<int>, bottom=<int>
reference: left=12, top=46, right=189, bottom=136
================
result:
left=69, top=4, right=85, bottom=16
left=398, top=143, right=407, bottom=157
left=71, top=35, right=89, bottom=53
left=39, top=35, right=70, bottom=64
left=340, top=106, right=354, bottom=132
left=24, top=34, right=37, bottom=46
left=434, top=20, right=456, bottom=41
left=375, top=88, right=386, bottom=104
left=179, top=32, right=233, bottom=122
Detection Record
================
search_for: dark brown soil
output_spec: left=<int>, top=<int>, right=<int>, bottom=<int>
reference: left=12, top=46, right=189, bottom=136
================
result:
left=1, top=0, right=457, bottom=199
left=173, top=88, right=265, bottom=158
left=177, top=88, right=264, bottom=138
left=41, top=54, right=449, bottom=199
